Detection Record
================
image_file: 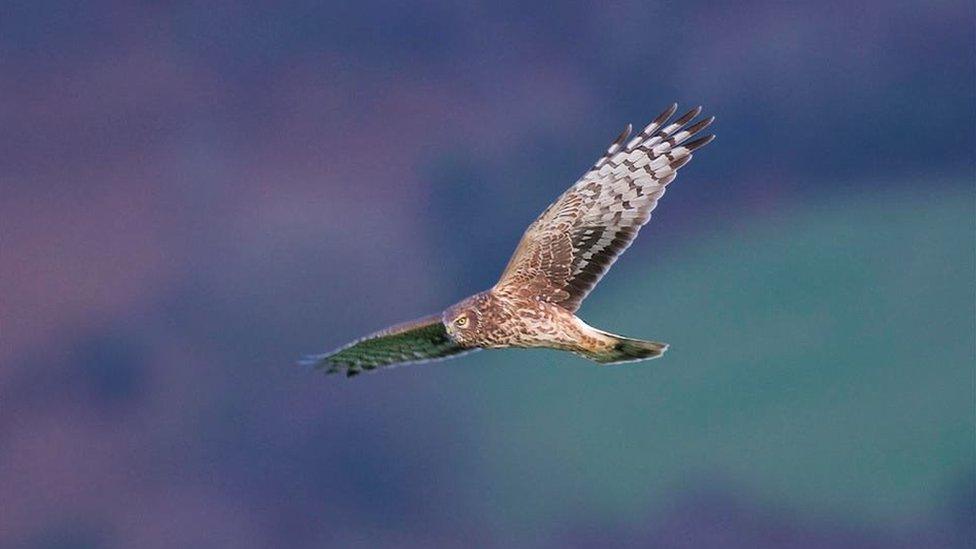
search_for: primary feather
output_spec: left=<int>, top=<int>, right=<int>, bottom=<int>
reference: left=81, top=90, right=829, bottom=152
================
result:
left=496, top=103, right=715, bottom=311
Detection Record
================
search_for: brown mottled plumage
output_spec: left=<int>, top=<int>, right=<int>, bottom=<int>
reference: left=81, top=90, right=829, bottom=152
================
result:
left=305, top=104, right=715, bottom=377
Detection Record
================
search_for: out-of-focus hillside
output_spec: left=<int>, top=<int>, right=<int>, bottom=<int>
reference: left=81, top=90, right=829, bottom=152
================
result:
left=1, top=0, right=973, bottom=546
left=441, top=185, right=974, bottom=542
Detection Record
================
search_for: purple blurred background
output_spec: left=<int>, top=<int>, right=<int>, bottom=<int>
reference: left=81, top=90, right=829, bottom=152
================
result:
left=2, top=1, right=974, bottom=547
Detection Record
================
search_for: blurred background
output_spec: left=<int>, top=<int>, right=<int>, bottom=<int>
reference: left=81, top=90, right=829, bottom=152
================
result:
left=2, top=1, right=974, bottom=547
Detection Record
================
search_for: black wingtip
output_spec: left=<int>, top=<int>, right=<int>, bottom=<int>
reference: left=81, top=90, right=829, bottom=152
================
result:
left=674, top=105, right=702, bottom=126
left=683, top=116, right=715, bottom=136
left=299, top=354, right=348, bottom=376
left=611, top=123, right=633, bottom=147
left=655, top=103, right=679, bottom=125
left=684, top=134, right=716, bottom=151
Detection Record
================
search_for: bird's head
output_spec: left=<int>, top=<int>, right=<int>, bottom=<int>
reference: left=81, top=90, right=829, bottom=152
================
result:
left=443, top=292, right=491, bottom=346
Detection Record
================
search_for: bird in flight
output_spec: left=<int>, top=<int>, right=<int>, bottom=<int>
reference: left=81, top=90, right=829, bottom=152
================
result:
left=305, top=103, right=714, bottom=377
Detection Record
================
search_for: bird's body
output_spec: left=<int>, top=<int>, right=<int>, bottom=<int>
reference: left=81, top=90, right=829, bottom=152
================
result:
left=306, top=103, right=714, bottom=376
left=443, top=289, right=610, bottom=353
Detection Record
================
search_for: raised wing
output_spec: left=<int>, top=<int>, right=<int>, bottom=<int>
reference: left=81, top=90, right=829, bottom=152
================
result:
left=303, top=315, right=473, bottom=377
left=495, top=104, right=714, bottom=312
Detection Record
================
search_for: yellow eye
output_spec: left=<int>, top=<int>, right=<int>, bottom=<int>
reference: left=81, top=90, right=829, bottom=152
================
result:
left=455, top=316, right=469, bottom=328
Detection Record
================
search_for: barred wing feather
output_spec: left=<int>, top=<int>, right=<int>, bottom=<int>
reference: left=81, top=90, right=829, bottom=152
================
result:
left=496, top=104, right=715, bottom=312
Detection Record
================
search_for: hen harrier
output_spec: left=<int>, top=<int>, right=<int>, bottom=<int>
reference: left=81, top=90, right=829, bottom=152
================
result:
left=306, top=103, right=714, bottom=376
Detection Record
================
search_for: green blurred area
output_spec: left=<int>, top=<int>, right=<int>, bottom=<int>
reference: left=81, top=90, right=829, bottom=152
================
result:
left=447, top=185, right=974, bottom=532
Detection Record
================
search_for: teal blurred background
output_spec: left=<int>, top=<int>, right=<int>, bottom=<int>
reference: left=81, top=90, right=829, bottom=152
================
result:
left=2, top=1, right=974, bottom=547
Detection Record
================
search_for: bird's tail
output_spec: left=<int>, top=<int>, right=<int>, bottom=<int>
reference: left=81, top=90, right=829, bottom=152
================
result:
left=577, top=330, right=669, bottom=364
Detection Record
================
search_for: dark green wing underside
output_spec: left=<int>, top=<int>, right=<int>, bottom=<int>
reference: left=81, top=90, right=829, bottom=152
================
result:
left=304, top=314, right=472, bottom=377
